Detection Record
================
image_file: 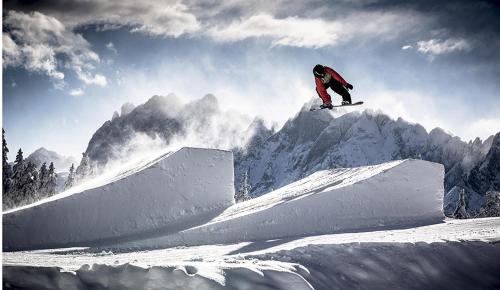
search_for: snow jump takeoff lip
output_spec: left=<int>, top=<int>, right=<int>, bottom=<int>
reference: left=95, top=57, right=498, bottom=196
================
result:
left=3, top=147, right=235, bottom=251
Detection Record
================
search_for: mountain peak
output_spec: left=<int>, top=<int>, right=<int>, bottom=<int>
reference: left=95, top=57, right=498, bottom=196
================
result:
left=121, top=102, right=135, bottom=116
left=26, top=147, right=76, bottom=171
left=33, top=147, right=49, bottom=154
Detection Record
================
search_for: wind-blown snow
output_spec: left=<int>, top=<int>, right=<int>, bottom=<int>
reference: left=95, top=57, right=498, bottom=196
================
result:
left=3, top=147, right=235, bottom=251
left=116, top=159, right=444, bottom=249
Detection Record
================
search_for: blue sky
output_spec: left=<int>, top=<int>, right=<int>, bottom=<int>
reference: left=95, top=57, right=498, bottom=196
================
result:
left=3, top=0, right=500, bottom=162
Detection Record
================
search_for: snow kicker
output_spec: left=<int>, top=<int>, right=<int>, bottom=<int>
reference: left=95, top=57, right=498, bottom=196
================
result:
left=3, top=148, right=235, bottom=251
left=115, top=159, right=445, bottom=249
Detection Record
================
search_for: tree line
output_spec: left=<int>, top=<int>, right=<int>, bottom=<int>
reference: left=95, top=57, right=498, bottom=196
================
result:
left=3, top=129, right=58, bottom=209
left=2, top=129, right=95, bottom=210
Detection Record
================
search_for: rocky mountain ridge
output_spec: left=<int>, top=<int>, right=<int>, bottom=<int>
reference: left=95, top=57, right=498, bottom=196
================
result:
left=80, top=95, right=498, bottom=216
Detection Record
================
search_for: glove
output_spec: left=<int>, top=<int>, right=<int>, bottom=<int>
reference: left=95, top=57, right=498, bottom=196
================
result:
left=345, top=83, right=353, bottom=90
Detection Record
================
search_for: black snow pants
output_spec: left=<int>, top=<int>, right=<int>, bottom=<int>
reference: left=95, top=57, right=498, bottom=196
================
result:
left=328, top=79, right=351, bottom=103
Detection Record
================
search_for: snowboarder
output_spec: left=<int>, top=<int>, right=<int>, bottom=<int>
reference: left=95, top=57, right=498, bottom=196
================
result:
left=313, top=64, right=354, bottom=109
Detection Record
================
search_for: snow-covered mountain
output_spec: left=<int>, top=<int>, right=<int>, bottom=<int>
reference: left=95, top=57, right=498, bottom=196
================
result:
left=83, top=94, right=253, bottom=167
left=26, top=147, right=77, bottom=172
left=467, top=132, right=500, bottom=195
left=80, top=95, right=497, bottom=216
left=235, top=100, right=494, bottom=199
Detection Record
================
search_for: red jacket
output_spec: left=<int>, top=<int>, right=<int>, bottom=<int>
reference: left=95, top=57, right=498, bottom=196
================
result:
left=315, top=66, right=348, bottom=104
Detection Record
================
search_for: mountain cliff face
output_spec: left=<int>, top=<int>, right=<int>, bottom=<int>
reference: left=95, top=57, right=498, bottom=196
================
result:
left=83, top=94, right=252, bottom=167
left=234, top=102, right=493, bottom=198
left=467, top=133, right=500, bottom=195
left=84, top=94, right=184, bottom=166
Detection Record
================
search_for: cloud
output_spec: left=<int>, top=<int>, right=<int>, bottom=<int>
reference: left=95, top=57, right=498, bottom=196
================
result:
left=208, top=14, right=341, bottom=48
left=463, top=118, right=500, bottom=142
left=4, top=1, right=423, bottom=51
left=77, top=72, right=108, bottom=86
left=105, top=42, right=117, bottom=54
left=416, top=38, right=471, bottom=55
left=3, top=33, right=64, bottom=80
left=69, top=88, right=84, bottom=96
left=2, top=34, right=22, bottom=67
left=7, top=0, right=201, bottom=38
left=401, top=45, right=413, bottom=50
left=208, top=11, right=422, bottom=48
left=126, top=2, right=200, bottom=37
left=3, top=11, right=105, bottom=87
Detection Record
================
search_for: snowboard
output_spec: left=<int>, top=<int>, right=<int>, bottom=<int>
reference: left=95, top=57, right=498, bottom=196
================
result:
left=309, top=101, right=364, bottom=111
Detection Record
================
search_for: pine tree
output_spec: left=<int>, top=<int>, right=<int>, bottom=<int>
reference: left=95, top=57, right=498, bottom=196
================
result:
left=9, top=148, right=26, bottom=207
left=17, top=161, right=39, bottom=206
left=12, top=148, right=24, bottom=175
left=476, top=191, right=500, bottom=218
left=75, top=153, right=93, bottom=183
left=235, top=170, right=252, bottom=202
left=46, top=162, right=57, bottom=197
left=2, top=129, right=13, bottom=208
left=453, top=189, right=469, bottom=219
left=64, top=163, right=76, bottom=190
left=38, top=162, right=48, bottom=196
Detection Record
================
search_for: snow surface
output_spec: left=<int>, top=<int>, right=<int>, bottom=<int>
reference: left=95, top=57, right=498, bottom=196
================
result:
left=4, top=218, right=500, bottom=290
left=113, top=159, right=444, bottom=249
left=3, top=147, right=235, bottom=251
left=3, top=153, right=499, bottom=289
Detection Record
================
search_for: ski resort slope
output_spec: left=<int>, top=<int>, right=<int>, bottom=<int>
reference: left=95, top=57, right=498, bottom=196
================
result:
left=3, top=147, right=235, bottom=251
left=116, top=159, right=445, bottom=249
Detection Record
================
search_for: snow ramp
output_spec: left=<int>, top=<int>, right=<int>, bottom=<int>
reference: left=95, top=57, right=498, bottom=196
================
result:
left=3, top=148, right=235, bottom=251
left=119, top=159, right=445, bottom=248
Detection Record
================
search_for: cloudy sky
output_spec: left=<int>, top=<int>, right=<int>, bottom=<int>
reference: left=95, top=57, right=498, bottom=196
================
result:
left=3, top=0, right=500, bottom=161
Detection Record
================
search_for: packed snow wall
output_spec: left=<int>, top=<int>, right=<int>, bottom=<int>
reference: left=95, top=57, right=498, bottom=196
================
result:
left=118, top=159, right=445, bottom=248
left=3, top=148, right=235, bottom=251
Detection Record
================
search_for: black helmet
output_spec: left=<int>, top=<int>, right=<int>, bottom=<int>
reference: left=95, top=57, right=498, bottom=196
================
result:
left=313, top=64, right=325, bottom=78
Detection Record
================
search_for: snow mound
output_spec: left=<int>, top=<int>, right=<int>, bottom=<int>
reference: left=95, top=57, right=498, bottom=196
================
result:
left=3, top=148, right=235, bottom=251
left=118, top=159, right=445, bottom=249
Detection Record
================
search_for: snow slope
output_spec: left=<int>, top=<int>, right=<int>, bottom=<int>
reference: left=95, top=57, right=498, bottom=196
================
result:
left=116, top=159, right=444, bottom=249
left=4, top=218, right=500, bottom=290
left=3, top=147, right=235, bottom=251
left=4, top=154, right=499, bottom=290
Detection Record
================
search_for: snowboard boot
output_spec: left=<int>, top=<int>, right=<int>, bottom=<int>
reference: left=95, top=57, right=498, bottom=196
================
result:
left=341, top=100, right=352, bottom=106
left=320, top=102, right=334, bottom=110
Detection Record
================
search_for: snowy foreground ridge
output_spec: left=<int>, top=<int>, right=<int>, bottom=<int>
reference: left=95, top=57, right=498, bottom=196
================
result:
left=3, top=148, right=235, bottom=251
